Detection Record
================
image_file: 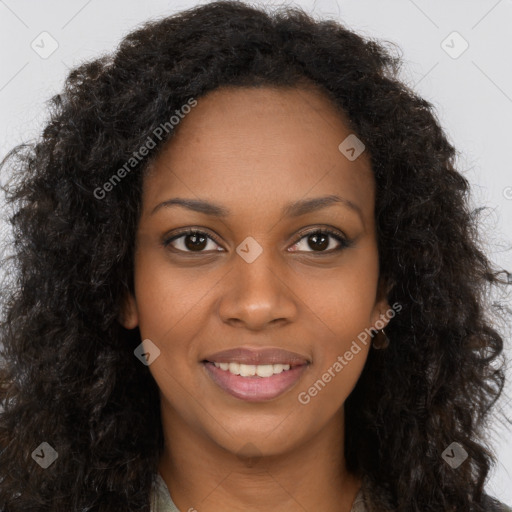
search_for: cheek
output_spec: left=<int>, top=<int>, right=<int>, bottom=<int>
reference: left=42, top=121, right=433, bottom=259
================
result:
left=296, top=274, right=373, bottom=415
left=301, top=254, right=379, bottom=337
left=297, top=349, right=368, bottom=426
left=130, top=261, right=204, bottom=414
left=132, top=253, right=207, bottom=410
left=133, top=251, right=213, bottom=343
left=295, top=250, right=377, bottom=395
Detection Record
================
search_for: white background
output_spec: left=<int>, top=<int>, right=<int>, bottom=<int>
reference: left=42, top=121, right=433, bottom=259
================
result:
left=0, top=0, right=511, bottom=504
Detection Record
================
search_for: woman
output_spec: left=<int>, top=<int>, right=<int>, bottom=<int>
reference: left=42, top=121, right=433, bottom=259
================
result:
left=0, top=1, right=511, bottom=511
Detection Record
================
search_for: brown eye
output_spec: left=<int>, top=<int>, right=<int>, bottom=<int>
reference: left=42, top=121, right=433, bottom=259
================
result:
left=163, top=227, right=351, bottom=255
left=289, top=229, right=351, bottom=253
left=163, top=230, right=223, bottom=253
left=306, top=233, right=329, bottom=251
left=183, top=232, right=208, bottom=251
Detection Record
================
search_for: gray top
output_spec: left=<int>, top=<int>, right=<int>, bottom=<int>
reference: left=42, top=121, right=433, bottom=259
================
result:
left=150, top=473, right=512, bottom=512
left=150, top=473, right=368, bottom=512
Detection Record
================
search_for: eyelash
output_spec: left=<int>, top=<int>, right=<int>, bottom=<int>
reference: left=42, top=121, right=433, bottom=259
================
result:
left=162, top=227, right=352, bottom=255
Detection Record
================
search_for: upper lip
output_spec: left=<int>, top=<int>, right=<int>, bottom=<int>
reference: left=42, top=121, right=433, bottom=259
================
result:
left=203, top=347, right=310, bottom=366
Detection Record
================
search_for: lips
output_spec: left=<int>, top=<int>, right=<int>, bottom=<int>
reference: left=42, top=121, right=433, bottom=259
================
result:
left=201, top=346, right=311, bottom=401
left=202, top=346, right=310, bottom=366
left=203, top=361, right=308, bottom=401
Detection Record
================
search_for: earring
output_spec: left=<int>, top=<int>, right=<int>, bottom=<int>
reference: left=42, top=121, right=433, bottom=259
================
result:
left=371, top=328, right=390, bottom=349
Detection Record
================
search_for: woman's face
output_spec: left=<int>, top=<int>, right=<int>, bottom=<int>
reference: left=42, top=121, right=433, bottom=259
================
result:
left=121, top=85, right=390, bottom=458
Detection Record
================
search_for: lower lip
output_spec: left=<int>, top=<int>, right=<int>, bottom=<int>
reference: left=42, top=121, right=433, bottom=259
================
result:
left=203, top=362, right=309, bottom=402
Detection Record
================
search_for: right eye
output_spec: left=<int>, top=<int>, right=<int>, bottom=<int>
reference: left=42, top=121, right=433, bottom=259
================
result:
left=163, top=229, right=225, bottom=253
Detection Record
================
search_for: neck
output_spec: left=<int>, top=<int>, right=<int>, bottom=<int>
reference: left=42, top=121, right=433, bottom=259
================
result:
left=157, top=401, right=362, bottom=512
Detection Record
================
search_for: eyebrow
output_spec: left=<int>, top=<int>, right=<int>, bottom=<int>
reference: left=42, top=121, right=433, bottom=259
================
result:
left=150, top=194, right=363, bottom=222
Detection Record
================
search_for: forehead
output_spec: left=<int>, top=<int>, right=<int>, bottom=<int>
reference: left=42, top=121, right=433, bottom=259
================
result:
left=142, top=85, right=375, bottom=222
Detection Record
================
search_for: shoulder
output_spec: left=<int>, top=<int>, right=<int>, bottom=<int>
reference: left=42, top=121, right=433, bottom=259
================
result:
left=360, top=475, right=512, bottom=512
left=481, top=493, right=512, bottom=512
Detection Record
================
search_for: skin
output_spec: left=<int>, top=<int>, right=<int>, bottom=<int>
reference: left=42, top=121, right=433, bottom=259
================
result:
left=120, top=85, right=392, bottom=512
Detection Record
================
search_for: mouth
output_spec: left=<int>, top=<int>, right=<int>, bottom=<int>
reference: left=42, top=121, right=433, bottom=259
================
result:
left=201, top=359, right=310, bottom=402
left=201, top=346, right=311, bottom=402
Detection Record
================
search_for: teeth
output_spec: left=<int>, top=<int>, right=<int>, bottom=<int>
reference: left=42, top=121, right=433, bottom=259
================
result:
left=240, top=364, right=256, bottom=377
left=212, top=362, right=291, bottom=377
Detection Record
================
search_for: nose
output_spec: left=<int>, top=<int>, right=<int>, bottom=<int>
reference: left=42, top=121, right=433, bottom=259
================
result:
left=217, top=250, right=298, bottom=331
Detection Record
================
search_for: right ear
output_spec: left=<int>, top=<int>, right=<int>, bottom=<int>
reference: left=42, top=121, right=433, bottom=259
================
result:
left=118, top=291, right=139, bottom=329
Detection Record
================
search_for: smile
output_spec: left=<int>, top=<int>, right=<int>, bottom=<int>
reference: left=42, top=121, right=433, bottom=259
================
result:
left=212, top=361, right=292, bottom=377
left=202, top=361, right=309, bottom=401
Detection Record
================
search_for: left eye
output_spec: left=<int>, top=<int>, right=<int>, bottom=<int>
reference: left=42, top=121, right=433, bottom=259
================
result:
left=163, top=229, right=350, bottom=254
left=289, top=229, right=350, bottom=253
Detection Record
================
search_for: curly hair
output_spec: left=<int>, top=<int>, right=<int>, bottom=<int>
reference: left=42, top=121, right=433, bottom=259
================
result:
left=0, top=1, right=511, bottom=511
